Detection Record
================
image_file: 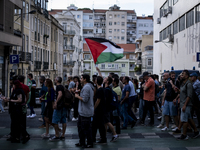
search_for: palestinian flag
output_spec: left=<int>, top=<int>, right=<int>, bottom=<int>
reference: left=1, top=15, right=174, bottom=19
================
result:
left=85, top=38, right=124, bottom=64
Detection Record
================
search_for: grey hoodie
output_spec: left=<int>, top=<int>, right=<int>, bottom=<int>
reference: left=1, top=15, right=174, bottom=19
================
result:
left=78, top=83, right=94, bottom=117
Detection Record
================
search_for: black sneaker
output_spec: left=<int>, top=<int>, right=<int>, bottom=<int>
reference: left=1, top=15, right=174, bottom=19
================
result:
left=75, top=143, right=83, bottom=147
left=60, top=136, right=65, bottom=141
left=96, top=139, right=107, bottom=144
left=177, top=134, right=189, bottom=140
left=173, top=129, right=181, bottom=134
left=49, top=136, right=60, bottom=142
left=131, top=121, right=136, bottom=128
left=110, top=135, right=119, bottom=142
left=84, top=145, right=93, bottom=148
left=192, top=131, right=199, bottom=139
left=187, top=128, right=193, bottom=132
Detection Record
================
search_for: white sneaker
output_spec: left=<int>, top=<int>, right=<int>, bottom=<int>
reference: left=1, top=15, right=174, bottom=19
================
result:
left=41, top=133, right=50, bottom=139
left=71, top=108, right=74, bottom=112
left=30, top=114, right=36, bottom=118
left=171, top=124, right=176, bottom=129
left=161, top=127, right=169, bottom=131
left=27, top=115, right=31, bottom=118
left=172, top=127, right=178, bottom=132
left=38, top=118, right=43, bottom=122
left=157, top=124, right=164, bottom=128
left=72, top=117, right=78, bottom=121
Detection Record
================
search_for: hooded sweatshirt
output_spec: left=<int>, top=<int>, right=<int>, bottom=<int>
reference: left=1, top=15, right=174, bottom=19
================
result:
left=78, top=82, right=94, bottom=117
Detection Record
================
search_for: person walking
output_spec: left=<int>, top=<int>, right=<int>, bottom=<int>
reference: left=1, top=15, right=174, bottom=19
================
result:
left=38, top=76, right=48, bottom=128
left=27, top=73, right=37, bottom=118
left=49, top=77, right=67, bottom=141
left=140, top=72, right=155, bottom=126
left=41, top=79, right=55, bottom=139
left=75, top=74, right=94, bottom=148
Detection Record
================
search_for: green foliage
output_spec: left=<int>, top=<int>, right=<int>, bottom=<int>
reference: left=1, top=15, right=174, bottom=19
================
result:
left=134, top=66, right=141, bottom=72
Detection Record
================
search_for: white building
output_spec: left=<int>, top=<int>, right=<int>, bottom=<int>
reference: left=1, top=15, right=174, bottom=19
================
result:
left=154, top=0, right=200, bottom=75
left=137, top=16, right=153, bottom=39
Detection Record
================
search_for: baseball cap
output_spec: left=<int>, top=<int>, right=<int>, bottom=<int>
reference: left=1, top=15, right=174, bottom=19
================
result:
left=190, top=72, right=198, bottom=77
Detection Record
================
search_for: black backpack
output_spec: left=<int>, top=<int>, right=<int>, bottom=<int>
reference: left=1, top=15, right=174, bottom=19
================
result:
left=104, top=87, right=119, bottom=111
left=63, top=88, right=74, bottom=109
left=155, top=83, right=160, bottom=96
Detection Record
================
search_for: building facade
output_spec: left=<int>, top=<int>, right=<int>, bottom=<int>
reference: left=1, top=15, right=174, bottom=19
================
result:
left=154, top=0, right=200, bottom=75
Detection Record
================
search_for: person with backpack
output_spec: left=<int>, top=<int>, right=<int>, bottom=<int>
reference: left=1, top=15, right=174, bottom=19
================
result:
left=161, top=71, right=179, bottom=131
left=49, top=77, right=67, bottom=142
left=104, top=76, right=119, bottom=142
left=176, top=70, right=199, bottom=140
left=120, top=76, right=135, bottom=129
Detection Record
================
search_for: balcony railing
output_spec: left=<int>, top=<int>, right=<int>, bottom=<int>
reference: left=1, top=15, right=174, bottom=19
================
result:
left=63, top=61, right=75, bottom=66
left=100, top=68, right=121, bottom=72
left=14, top=29, right=22, bottom=37
left=18, top=51, right=32, bottom=62
left=43, top=62, right=49, bottom=70
left=127, top=19, right=137, bottom=23
left=37, top=2, right=41, bottom=12
left=34, top=61, right=42, bottom=70
left=63, top=45, right=75, bottom=51
left=0, top=24, right=3, bottom=31
left=43, top=9, right=48, bottom=19
left=64, top=30, right=75, bottom=35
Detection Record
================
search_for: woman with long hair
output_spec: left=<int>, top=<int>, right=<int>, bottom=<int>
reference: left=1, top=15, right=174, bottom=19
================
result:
left=41, top=79, right=55, bottom=138
left=3, top=80, right=26, bottom=143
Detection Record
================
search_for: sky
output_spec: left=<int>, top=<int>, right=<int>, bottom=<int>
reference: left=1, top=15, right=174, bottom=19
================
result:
left=48, top=0, right=154, bottom=16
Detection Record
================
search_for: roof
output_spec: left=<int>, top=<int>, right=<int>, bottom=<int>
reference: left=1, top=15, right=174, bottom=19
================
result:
left=83, top=43, right=136, bottom=53
left=49, top=9, right=66, bottom=15
left=137, top=16, right=153, bottom=20
left=94, top=9, right=107, bottom=13
left=78, top=9, right=93, bottom=13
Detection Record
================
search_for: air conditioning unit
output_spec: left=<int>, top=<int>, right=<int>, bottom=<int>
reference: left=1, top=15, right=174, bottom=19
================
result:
left=163, top=9, right=168, bottom=17
left=53, top=63, right=57, bottom=70
left=168, top=34, right=174, bottom=43
left=157, top=18, right=161, bottom=24
left=167, top=6, right=172, bottom=14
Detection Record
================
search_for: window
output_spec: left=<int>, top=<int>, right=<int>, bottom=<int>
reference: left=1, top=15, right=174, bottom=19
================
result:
left=31, top=46, right=34, bottom=61
left=117, top=36, right=120, bottom=39
left=63, top=23, right=67, bottom=33
left=121, top=15, right=125, bottom=18
left=139, top=23, right=143, bottom=27
left=38, top=48, right=40, bottom=61
left=122, top=64, right=125, bottom=67
left=23, top=1, right=25, bottom=19
left=148, top=59, right=152, bottom=66
left=26, top=35, right=28, bottom=52
left=114, top=22, right=116, bottom=25
left=114, top=36, right=116, bottom=39
left=109, top=22, right=112, bottom=25
left=35, top=47, right=37, bottom=61
left=101, top=64, right=105, bottom=69
left=121, top=73, right=125, bottom=76
left=173, top=0, right=178, bottom=5
left=38, top=19, right=40, bottom=33
left=117, top=14, right=120, bottom=18
left=109, top=36, right=112, bottom=40
left=173, top=19, right=178, bottom=35
left=144, top=31, right=148, bottom=34
left=139, top=30, right=143, bottom=34
left=109, top=15, right=112, bottom=19
left=179, top=15, right=185, bottom=32
left=117, top=22, right=120, bottom=25
left=89, top=15, right=93, bottom=19
left=117, top=29, right=120, bottom=32
left=77, top=15, right=81, bottom=19
left=121, top=22, right=125, bottom=26
left=121, top=29, right=125, bottom=33
left=23, top=34, right=25, bottom=51
left=121, top=36, right=125, bottom=40
left=26, top=3, right=29, bottom=21
left=144, top=23, right=148, bottom=27
left=41, top=49, right=42, bottom=61
left=35, top=18, right=37, bottom=32
left=196, top=5, right=200, bottom=23
left=109, top=29, right=112, bottom=33
left=14, top=9, right=18, bottom=14
left=114, top=29, right=116, bottom=32
left=108, top=64, right=112, bottom=68
left=102, top=29, right=105, bottom=33
left=186, top=9, right=194, bottom=28
left=84, top=54, right=90, bottom=60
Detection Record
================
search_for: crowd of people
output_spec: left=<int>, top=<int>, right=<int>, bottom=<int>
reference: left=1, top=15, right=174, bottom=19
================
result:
left=1, top=68, right=200, bottom=147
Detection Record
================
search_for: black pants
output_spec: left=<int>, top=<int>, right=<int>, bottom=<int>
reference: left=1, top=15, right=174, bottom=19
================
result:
left=74, top=98, right=79, bottom=118
left=78, top=115, right=93, bottom=146
left=128, top=96, right=137, bottom=121
left=20, top=113, right=29, bottom=138
left=10, top=111, right=21, bottom=139
left=114, top=116, right=121, bottom=134
left=92, top=113, right=106, bottom=142
left=142, top=100, right=154, bottom=124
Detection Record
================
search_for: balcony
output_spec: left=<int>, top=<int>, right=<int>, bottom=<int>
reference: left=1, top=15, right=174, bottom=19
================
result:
left=18, top=51, right=32, bottom=62
left=127, top=19, right=137, bottom=23
left=136, top=59, right=142, bottom=65
left=63, top=45, right=75, bottom=51
left=34, top=61, right=42, bottom=70
left=14, top=29, right=22, bottom=37
left=100, top=67, right=121, bottom=72
left=129, top=67, right=135, bottom=71
left=64, top=30, right=75, bottom=35
left=43, top=62, right=49, bottom=70
left=127, top=26, right=136, bottom=29
left=84, top=66, right=91, bottom=71
left=63, top=61, right=75, bottom=66
left=43, top=9, right=49, bottom=19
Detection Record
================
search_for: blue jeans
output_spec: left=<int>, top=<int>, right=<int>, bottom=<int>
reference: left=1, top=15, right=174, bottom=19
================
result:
left=121, top=102, right=133, bottom=128
left=128, top=96, right=137, bottom=121
left=0, top=101, right=5, bottom=112
left=41, top=101, right=46, bottom=125
left=52, top=107, right=67, bottom=124
left=28, top=103, right=35, bottom=115
left=139, top=99, right=144, bottom=119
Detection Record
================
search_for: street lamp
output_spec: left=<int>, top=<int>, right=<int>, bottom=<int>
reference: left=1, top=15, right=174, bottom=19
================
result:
left=14, top=10, right=36, bottom=22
